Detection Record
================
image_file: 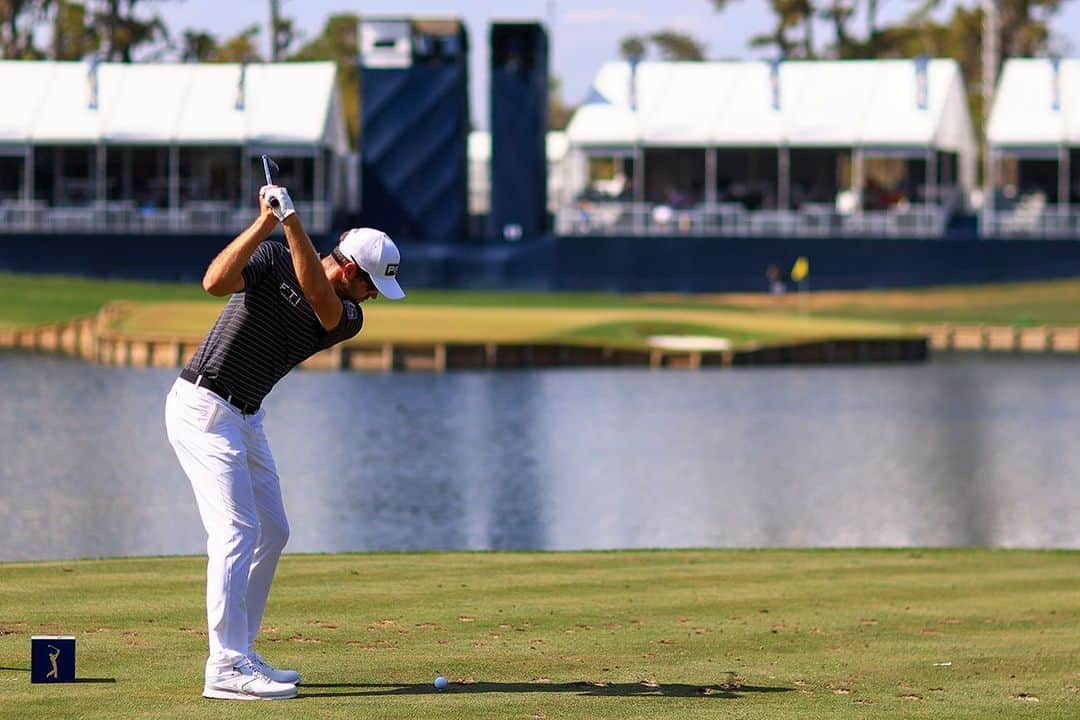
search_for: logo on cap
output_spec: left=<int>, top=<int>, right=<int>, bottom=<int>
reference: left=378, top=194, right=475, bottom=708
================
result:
left=385, top=263, right=399, bottom=277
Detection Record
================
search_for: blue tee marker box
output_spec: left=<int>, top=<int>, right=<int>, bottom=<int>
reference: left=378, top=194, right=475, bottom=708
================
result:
left=31, top=635, right=76, bottom=683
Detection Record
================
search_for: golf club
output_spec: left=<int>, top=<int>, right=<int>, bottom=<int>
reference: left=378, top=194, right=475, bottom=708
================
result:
left=261, top=154, right=280, bottom=207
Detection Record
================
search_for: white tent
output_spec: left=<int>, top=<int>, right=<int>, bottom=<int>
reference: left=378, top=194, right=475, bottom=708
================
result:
left=0, top=60, right=348, bottom=233
left=0, top=60, right=348, bottom=153
left=987, top=58, right=1079, bottom=149
left=566, top=58, right=977, bottom=207
left=984, top=58, right=1079, bottom=232
left=569, top=59, right=974, bottom=153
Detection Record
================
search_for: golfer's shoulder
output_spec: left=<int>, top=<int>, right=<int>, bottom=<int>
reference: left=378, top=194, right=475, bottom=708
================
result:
left=323, top=299, right=364, bottom=345
left=338, top=299, right=364, bottom=333
left=247, top=238, right=287, bottom=267
left=258, top=240, right=294, bottom=276
left=264, top=239, right=291, bottom=262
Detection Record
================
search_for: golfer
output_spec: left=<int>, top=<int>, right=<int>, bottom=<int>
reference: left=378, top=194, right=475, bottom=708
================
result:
left=165, top=186, right=405, bottom=700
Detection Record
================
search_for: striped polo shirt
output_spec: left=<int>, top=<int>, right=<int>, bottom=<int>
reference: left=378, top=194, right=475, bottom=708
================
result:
left=184, top=240, right=364, bottom=407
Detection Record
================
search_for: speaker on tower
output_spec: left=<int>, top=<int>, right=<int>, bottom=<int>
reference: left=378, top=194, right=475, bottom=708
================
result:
left=490, top=22, right=548, bottom=241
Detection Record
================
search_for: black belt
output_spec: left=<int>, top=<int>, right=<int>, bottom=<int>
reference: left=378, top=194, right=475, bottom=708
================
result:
left=179, top=368, right=261, bottom=415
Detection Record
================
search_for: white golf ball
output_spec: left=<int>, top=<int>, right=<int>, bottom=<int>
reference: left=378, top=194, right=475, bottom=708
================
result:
left=434, top=675, right=448, bottom=690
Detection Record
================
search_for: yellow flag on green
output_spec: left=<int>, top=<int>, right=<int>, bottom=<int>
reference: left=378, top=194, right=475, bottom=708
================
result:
left=791, top=256, right=809, bottom=282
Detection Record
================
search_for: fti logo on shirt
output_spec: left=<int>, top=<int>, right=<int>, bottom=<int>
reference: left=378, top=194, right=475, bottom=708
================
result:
left=279, top=282, right=302, bottom=307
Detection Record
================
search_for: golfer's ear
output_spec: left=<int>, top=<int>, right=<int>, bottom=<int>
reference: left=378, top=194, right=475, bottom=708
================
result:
left=341, top=262, right=357, bottom=280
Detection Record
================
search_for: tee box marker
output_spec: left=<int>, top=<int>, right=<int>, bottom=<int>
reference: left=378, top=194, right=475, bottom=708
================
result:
left=31, top=635, right=76, bottom=683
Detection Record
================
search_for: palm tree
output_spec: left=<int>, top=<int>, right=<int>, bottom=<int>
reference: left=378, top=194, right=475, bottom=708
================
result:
left=649, top=30, right=706, bottom=61
left=618, top=35, right=646, bottom=63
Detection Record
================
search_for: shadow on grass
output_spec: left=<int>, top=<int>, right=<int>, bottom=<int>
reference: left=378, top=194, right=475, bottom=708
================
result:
left=300, top=681, right=792, bottom=700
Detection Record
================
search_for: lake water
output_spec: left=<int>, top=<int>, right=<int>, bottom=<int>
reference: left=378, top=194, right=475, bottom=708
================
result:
left=1, top=351, right=1077, bottom=561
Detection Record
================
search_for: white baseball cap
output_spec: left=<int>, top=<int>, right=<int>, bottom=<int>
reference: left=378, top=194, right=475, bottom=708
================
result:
left=337, top=228, right=405, bottom=300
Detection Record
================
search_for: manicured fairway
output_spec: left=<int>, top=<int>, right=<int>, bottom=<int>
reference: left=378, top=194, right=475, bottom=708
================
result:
left=109, top=300, right=908, bottom=348
left=1, top=550, right=1077, bottom=719
left=0, top=273, right=211, bottom=328
left=2, top=273, right=1078, bottom=332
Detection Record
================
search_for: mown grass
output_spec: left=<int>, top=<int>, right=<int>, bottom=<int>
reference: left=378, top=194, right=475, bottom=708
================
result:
left=109, top=301, right=907, bottom=349
left=1, top=273, right=1077, bottom=350
left=0, top=273, right=739, bottom=329
left=715, top=279, right=1080, bottom=326
left=1, top=550, right=1078, bottom=719
left=0, top=273, right=211, bottom=328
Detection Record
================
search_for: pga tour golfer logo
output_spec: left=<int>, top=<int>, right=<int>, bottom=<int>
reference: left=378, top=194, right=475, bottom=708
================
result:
left=31, top=635, right=76, bottom=683
left=385, top=263, right=399, bottom=277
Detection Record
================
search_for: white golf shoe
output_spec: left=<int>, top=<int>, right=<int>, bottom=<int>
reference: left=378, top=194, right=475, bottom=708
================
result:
left=203, top=659, right=297, bottom=700
left=249, top=651, right=301, bottom=685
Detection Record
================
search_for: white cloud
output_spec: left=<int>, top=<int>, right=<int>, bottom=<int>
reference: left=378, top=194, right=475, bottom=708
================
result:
left=563, top=7, right=648, bottom=27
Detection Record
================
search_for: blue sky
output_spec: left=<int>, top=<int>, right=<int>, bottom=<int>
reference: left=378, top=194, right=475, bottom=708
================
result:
left=155, top=0, right=1080, bottom=130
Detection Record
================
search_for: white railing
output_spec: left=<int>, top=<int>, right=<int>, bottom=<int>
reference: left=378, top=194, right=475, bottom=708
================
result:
left=556, top=201, right=950, bottom=238
left=0, top=200, right=331, bottom=235
left=981, top=207, right=1080, bottom=239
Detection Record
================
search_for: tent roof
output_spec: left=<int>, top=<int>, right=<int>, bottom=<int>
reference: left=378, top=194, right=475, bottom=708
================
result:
left=987, top=58, right=1080, bottom=147
left=566, top=59, right=972, bottom=151
left=0, top=60, right=348, bottom=152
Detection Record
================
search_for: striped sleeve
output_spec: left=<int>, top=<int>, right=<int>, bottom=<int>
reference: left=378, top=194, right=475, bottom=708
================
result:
left=241, top=240, right=285, bottom=290
left=321, top=300, right=364, bottom=347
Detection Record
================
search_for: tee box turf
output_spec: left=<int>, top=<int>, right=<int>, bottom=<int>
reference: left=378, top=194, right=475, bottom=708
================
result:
left=31, top=635, right=76, bottom=683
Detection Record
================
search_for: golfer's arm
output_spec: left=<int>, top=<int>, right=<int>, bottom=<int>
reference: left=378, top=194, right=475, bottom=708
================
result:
left=202, top=212, right=278, bottom=296
left=282, top=215, right=343, bottom=330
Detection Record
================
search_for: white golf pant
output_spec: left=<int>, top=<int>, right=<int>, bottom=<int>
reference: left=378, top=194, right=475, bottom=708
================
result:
left=164, top=378, right=289, bottom=676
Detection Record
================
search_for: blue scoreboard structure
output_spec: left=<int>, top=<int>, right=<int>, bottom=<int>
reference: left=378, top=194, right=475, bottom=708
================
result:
left=359, top=18, right=470, bottom=244
left=490, top=22, right=549, bottom=242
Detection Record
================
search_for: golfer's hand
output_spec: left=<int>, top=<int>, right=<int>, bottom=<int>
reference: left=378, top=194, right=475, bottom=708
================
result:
left=257, top=187, right=279, bottom=224
left=259, top=185, right=296, bottom=222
